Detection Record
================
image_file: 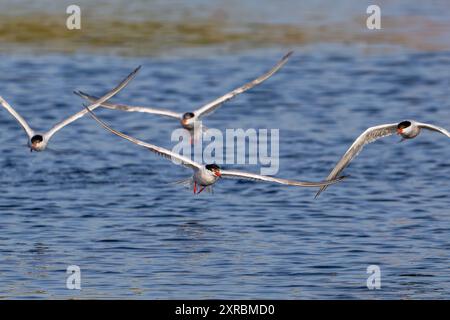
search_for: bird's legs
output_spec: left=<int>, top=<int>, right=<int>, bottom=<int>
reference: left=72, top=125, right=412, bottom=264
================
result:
left=193, top=182, right=206, bottom=195
left=197, top=186, right=206, bottom=194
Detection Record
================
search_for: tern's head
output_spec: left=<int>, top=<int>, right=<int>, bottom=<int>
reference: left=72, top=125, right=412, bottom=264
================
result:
left=182, top=112, right=195, bottom=120
left=30, top=135, right=44, bottom=151
left=205, top=164, right=221, bottom=177
left=181, top=112, right=196, bottom=129
left=397, top=121, right=412, bottom=135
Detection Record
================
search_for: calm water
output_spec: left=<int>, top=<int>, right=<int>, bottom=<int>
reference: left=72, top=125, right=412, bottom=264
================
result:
left=0, top=46, right=449, bottom=299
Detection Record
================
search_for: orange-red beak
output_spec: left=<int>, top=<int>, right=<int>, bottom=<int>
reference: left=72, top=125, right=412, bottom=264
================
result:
left=214, top=170, right=221, bottom=177
left=397, top=128, right=403, bottom=134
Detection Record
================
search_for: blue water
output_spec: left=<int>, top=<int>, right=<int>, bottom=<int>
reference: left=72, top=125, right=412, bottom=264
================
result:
left=0, top=46, right=449, bottom=299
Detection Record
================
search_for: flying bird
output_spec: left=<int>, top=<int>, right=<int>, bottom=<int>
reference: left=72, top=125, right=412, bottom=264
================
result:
left=76, top=51, right=293, bottom=141
left=86, top=107, right=346, bottom=194
left=315, top=120, right=450, bottom=198
left=0, top=66, right=140, bottom=152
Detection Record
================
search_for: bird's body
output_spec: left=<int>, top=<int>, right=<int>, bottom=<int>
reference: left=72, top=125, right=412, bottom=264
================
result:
left=0, top=66, right=140, bottom=152
left=86, top=107, right=347, bottom=195
left=316, top=120, right=450, bottom=198
left=76, top=52, right=293, bottom=141
left=193, top=167, right=220, bottom=186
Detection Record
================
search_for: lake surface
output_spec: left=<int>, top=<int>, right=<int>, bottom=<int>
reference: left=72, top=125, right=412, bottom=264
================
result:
left=0, top=1, right=449, bottom=300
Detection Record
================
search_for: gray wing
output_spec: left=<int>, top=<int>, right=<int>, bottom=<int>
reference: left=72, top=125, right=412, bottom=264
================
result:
left=86, top=108, right=202, bottom=170
left=0, top=95, right=35, bottom=138
left=75, top=91, right=182, bottom=119
left=315, top=123, right=398, bottom=198
left=220, top=169, right=347, bottom=187
left=417, top=122, right=450, bottom=138
left=193, top=51, right=293, bottom=118
left=45, top=66, right=141, bottom=140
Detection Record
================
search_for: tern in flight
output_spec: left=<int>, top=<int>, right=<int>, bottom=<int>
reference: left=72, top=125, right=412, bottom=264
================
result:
left=315, top=120, right=450, bottom=198
left=76, top=51, right=293, bottom=141
left=86, top=107, right=346, bottom=194
left=0, top=66, right=140, bottom=152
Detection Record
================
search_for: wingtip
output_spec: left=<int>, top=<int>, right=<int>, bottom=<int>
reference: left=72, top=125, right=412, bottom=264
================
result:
left=282, top=51, right=294, bottom=60
left=84, top=104, right=97, bottom=119
left=83, top=103, right=92, bottom=112
left=315, top=175, right=349, bottom=199
left=286, top=50, right=294, bottom=57
left=73, top=90, right=85, bottom=97
left=314, top=186, right=326, bottom=199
